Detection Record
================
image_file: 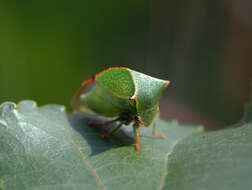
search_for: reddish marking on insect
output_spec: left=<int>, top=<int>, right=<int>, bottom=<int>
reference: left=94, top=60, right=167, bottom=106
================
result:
left=82, top=75, right=96, bottom=87
left=95, top=67, right=129, bottom=79
left=81, top=67, right=129, bottom=87
left=71, top=76, right=96, bottom=109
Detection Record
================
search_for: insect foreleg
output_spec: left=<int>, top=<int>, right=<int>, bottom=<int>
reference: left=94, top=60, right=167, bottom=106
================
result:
left=133, top=122, right=141, bottom=151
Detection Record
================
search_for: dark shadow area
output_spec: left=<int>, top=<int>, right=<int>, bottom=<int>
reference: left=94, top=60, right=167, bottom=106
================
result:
left=67, top=112, right=135, bottom=156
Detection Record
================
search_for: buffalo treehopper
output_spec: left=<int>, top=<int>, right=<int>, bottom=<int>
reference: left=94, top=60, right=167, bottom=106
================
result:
left=71, top=67, right=170, bottom=151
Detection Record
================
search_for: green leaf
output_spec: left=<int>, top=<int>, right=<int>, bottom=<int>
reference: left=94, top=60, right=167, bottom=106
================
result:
left=1, top=97, right=252, bottom=190
left=0, top=100, right=198, bottom=190
left=163, top=99, right=252, bottom=190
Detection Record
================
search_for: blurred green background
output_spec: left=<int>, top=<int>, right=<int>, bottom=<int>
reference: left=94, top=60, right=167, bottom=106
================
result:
left=0, top=0, right=251, bottom=128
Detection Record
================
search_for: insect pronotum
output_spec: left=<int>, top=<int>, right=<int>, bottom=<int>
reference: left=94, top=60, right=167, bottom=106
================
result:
left=71, top=67, right=170, bottom=151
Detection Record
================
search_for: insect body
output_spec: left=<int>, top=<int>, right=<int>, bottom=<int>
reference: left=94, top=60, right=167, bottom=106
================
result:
left=71, top=67, right=170, bottom=151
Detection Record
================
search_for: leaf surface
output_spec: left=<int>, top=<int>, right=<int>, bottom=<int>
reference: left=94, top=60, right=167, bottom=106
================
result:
left=162, top=95, right=252, bottom=190
left=0, top=99, right=252, bottom=190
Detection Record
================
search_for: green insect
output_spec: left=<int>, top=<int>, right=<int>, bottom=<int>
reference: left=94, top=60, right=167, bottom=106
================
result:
left=71, top=67, right=170, bottom=151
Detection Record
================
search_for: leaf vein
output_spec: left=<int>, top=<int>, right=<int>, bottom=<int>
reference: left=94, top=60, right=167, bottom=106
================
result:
left=156, top=140, right=178, bottom=190
left=70, top=142, right=106, bottom=190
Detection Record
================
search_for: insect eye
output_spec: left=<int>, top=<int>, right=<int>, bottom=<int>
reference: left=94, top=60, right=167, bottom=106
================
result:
left=134, top=115, right=140, bottom=121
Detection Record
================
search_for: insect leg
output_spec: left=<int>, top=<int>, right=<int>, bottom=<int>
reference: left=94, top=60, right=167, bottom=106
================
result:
left=100, top=122, right=123, bottom=140
left=152, top=120, right=165, bottom=139
left=88, top=117, right=120, bottom=126
left=133, top=123, right=141, bottom=151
